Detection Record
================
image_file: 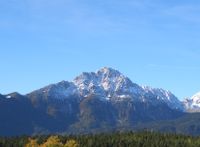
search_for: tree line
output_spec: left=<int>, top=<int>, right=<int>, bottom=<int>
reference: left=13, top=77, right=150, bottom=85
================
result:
left=1, top=131, right=200, bottom=147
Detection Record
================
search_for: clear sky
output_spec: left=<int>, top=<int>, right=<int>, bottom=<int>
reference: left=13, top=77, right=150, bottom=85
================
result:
left=0, top=0, right=200, bottom=99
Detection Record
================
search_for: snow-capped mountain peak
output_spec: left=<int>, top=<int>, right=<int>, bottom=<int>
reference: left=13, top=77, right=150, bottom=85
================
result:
left=29, top=81, right=78, bottom=99
left=96, top=67, right=134, bottom=92
left=73, top=67, right=138, bottom=99
left=141, top=86, right=184, bottom=110
left=183, top=92, right=200, bottom=112
left=96, top=67, right=122, bottom=79
left=72, top=67, right=184, bottom=110
left=28, top=67, right=184, bottom=111
left=191, top=92, right=200, bottom=103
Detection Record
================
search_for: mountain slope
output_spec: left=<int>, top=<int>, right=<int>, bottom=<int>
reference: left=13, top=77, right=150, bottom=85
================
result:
left=134, top=113, right=200, bottom=136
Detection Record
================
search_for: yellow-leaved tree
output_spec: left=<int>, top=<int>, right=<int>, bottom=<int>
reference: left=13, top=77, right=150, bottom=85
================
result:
left=25, top=138, right=39, bottom=147
left=64, top=139, right=79, bottom=147
left=40, top=136, right=63, bottom=147
left=25, top=136, right=79, bottom=147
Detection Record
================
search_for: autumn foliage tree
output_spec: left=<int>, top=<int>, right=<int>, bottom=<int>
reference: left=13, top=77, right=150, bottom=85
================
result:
left=64, top=139, right=79, bottom=147
left=25, top=138, right=39, bottom=147
left=40, top=136, right=63, bottom=147
left=25, top=136, right=79, bottom=147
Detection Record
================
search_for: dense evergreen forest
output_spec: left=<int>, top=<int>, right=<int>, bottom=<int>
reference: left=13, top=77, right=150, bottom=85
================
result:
left=1, top=131, right=200, bottom=147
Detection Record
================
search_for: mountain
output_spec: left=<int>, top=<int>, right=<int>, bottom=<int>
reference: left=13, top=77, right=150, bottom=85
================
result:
left=29, top=67, right=184, bottom=110
left=183, top=92, right=200, bottom=112
left=0, top=67, right=198, bottom=136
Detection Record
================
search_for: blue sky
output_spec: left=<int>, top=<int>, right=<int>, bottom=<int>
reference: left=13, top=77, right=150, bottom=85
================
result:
left=0, top=0, right=200, bottom=99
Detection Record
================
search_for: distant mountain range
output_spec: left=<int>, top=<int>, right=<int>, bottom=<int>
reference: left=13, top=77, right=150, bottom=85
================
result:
left=183, top=92, right=200, bottom=112
left=1, top=67, right=200, bottom=136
